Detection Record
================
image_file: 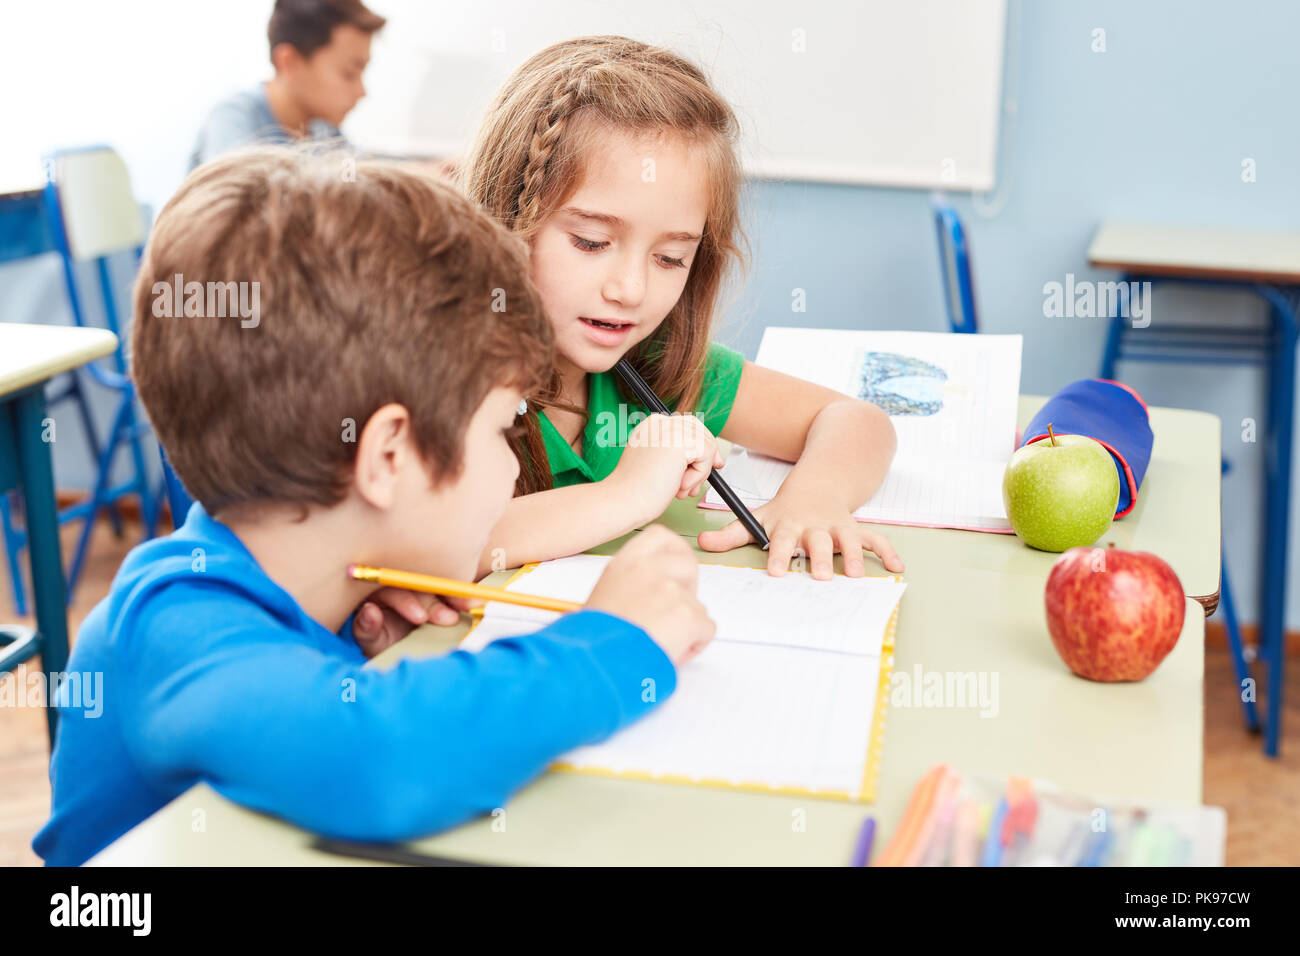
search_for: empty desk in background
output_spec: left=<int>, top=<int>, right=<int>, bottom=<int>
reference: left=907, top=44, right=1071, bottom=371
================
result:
left=1090, top=220, right=1300, bottom=756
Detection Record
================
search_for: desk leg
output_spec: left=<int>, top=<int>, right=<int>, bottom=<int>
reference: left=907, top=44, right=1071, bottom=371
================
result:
left=14, top=387, right=69, bottom=745
left=1098, top=273, right=1129, bottom=380
left=1258, top=284, right=1297, bottom=758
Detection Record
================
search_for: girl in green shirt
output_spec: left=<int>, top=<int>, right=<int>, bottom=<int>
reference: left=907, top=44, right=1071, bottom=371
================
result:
left=461, top=36, right=904, bottom=582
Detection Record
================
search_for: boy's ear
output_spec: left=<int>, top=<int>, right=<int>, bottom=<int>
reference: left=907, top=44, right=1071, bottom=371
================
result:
left=271, top=42, right=305, bottom=75
left=353, top=403, right=417, bottom=510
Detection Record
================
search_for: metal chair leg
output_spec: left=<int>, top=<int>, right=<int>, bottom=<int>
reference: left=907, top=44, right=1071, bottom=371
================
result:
left=1256, top=283, right=1297, bottom=758
left=64, top=393, right=133, bottom=602
left=0, top=493, right=28, bottom=616
left=1218, top=544, right=1260, bottom=733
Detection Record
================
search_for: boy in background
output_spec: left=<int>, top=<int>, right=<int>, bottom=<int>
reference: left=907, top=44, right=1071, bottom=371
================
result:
left=34, top=149, right=714, bottom=866
left=189, top=0, right=385, bottom=170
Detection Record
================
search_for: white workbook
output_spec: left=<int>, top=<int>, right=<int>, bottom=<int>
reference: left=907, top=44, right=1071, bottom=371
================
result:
left=462, top=554, right=907, bottom=800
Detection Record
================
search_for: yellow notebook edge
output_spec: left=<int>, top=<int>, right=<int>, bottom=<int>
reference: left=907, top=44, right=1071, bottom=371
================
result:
left=858, top=594, right=903, bottom=803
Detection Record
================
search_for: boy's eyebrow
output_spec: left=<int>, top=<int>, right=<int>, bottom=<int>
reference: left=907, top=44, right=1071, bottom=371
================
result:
left=562, top=207, right=701, bottom=243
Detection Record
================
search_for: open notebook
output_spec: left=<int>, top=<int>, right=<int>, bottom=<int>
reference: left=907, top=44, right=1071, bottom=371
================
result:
left=462, top=554, right=907, bottom=802
left=703, top=329, right=1023, bottom=532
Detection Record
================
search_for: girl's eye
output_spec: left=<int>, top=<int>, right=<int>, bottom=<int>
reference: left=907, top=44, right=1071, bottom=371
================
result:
left=570, top=235, right=609, bottom=252
left=657, top=254, right=687, bottom=269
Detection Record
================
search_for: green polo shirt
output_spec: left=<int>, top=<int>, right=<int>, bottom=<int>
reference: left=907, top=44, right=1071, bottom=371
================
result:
left=539, top=343, right=745, bottom=488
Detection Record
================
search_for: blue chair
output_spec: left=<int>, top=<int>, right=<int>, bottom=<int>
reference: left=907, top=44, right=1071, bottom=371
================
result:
left=161, top=447, right=194, bottom=527
left=930, top=198, right=1256, bottom=736
left=0, top=625, right=53, bottom=740
left=0, top=146, right=162, bottom=611
left=932, top=195, right=979, bottom=334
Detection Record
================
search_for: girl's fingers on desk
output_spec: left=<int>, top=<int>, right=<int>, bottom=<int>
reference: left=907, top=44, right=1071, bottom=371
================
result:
left=861, top=529, right=905, bottom=574
left=696, top=514, right=761, bottom=552
left=834, top=524, right=867, bottom=577
left=765, top=523, right=802, bottom=577
left=805, top=528, right=835, bottom=579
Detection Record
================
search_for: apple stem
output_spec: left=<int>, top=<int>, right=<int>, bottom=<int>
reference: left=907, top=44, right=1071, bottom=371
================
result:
left=1047, top=423, right=1057, bottom=447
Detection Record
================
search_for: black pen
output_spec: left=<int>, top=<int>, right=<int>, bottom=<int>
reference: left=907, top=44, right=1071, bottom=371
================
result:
left=614, top=359, right=770, bottom=550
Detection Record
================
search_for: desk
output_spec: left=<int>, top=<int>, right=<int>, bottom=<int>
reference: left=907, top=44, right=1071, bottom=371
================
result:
left=88, top=396, right=1217, bottom=865
left=0, top=323, right=118, bottom=742
left=1089, top=220, right=1298, bottom=757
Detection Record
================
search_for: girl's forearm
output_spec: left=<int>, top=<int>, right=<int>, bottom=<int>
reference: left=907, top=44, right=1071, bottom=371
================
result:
left=476, top=479, right=650, bottom=578
left=778, top=400, right=897, bottom=510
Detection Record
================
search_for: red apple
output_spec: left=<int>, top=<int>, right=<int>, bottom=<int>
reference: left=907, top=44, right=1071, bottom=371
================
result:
left=1044, top=545, right=1185, bottom=681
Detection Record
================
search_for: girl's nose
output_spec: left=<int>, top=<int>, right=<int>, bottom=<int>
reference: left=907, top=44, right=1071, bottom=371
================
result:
left=602, top=255, right=646, bottom=309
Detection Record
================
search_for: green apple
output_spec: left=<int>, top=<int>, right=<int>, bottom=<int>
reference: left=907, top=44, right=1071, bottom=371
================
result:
left=1002, top=427, right=1119, bottom=552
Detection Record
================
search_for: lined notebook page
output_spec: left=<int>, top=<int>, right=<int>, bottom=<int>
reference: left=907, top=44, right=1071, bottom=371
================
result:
left=462, top=554, right=907, bottom=798
left=704, top=329, right=1022, bottom=532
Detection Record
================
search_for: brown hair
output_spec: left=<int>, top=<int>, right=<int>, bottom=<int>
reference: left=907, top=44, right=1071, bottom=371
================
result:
left=268, top=0, right=386, bottom=61
left=461, top=36, right=746, bottom=495
left=132, top=146, right=552, bottom=516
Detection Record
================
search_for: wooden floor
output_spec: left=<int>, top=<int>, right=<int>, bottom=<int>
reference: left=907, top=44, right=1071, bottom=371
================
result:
left=2, top=516, right=1299, bottom=866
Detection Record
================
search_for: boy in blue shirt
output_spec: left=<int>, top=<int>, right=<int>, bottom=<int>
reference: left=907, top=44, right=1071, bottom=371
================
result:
left=189, top=0, right=385, bottom=170
left=33, top=148, right=715, bottom=866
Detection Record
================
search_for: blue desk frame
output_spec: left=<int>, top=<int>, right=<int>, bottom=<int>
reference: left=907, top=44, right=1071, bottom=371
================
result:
left=0, top=384, right=70, bottom=743
left=1100, top=274, right=1297, bottom=757
left=2, top=187, right=69, bottom=742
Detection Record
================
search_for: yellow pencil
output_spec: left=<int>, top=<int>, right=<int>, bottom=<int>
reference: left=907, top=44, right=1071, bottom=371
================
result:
left=348, top=564, right=582, bottom=614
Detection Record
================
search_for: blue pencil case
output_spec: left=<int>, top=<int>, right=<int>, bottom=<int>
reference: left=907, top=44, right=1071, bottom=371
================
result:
left=1020, top=379, right=1153, bottom=519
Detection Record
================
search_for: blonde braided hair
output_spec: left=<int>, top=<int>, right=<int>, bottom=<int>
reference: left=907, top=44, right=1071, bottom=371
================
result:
left=516, top=71, right=588, bottom=230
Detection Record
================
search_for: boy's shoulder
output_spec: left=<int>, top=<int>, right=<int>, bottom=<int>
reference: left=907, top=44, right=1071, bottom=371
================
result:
left=79, top=505, right=327, bottom=669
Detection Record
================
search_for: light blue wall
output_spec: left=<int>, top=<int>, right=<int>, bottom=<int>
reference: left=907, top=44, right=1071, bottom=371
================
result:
left=715, top=0, right=1298, bottom=626
left=3, top=0, right=1296, bottom=624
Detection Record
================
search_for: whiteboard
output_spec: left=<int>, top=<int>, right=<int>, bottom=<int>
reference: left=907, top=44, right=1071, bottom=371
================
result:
left=345, top=0, right=1008, bottom=190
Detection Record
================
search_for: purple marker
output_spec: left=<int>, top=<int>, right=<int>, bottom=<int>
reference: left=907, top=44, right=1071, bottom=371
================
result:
left=851, top=817, right=877, bottom=867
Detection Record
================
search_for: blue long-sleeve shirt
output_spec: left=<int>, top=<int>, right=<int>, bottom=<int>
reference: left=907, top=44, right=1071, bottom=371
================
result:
left=34, top=504, right=674, bottom=865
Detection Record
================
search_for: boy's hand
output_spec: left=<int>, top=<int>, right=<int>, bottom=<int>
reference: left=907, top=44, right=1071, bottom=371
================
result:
left=606, top=414, right=725, bottom=519
left=586, top=525, right=716, bottom=665
left=698, top=487, right=905, bottom=579
left=352, top=589, right=480, bottom=659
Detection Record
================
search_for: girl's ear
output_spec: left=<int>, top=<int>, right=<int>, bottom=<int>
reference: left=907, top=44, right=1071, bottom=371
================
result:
left=353, top=403, right=416, bottom=510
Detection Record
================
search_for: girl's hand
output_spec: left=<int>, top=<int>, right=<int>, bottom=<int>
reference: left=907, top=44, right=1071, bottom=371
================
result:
left=697, top=485, right=905, bottom=579
left=605, top=413, right=725, bottom=520
left=351, top=588, right=480, bottom=659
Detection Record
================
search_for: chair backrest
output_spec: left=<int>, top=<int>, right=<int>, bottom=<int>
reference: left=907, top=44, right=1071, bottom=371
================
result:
left=44, top=147, right=144, bottom=260
left=42, top=146, right=144, bottom=384
left=932, top=195, right=979, bottom=334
